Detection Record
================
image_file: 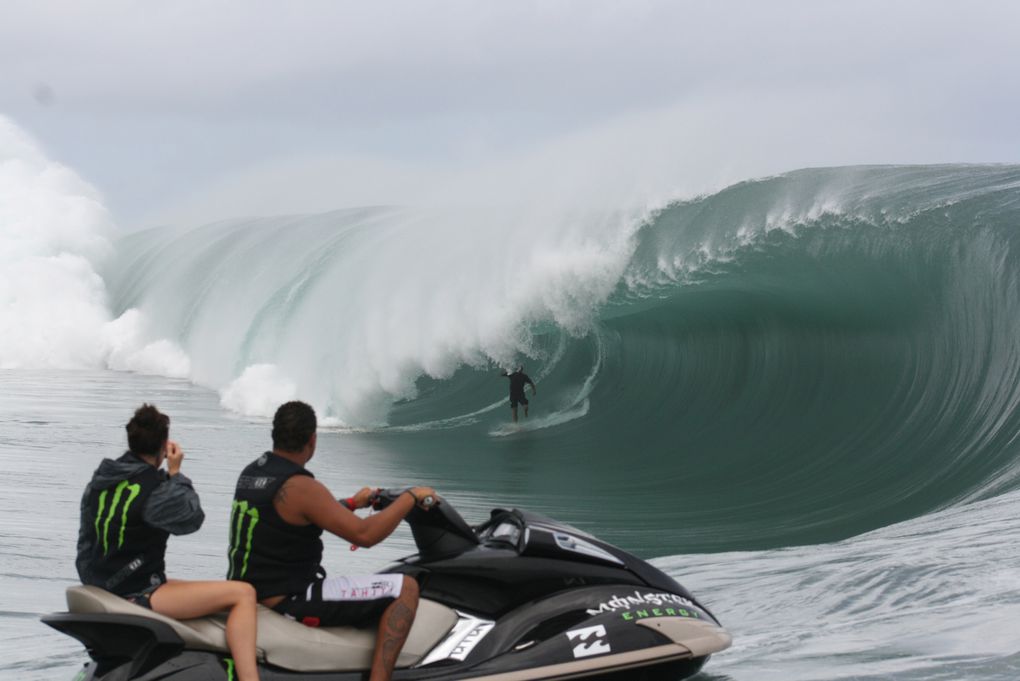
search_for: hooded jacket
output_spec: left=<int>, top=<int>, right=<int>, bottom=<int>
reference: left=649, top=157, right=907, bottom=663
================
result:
left=76, top=452, right=205, bottom=596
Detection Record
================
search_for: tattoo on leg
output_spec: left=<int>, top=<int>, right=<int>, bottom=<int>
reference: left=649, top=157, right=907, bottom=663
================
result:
left=379, top=600, right=414, bottom=671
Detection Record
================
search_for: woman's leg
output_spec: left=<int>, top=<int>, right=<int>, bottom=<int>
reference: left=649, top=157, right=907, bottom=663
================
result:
left=150, top=580, right=260, bottom=681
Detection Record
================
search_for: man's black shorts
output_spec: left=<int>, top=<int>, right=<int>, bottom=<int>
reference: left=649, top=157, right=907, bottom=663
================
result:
left=272, top=574, right=403, bottom=628
left=510, top=394, right=528, bottom=408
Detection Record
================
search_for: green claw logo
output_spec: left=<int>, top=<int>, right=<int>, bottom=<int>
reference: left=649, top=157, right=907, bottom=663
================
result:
left=228, top=500, right=259, bottom=578
left=94, top=481, right=141, bottom=554
left=223, top=657, right=235, bottom=681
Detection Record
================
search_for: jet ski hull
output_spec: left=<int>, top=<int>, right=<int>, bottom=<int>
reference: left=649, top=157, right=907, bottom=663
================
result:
left=45, top=499, right=731, bottom=680
left=44, top=587, right=729, bottom=681
left=58, top=652, right=708, bottom=681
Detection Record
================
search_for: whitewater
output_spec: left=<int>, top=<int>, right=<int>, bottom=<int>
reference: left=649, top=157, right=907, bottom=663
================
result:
left=2, top=120, right=1020, bottom=679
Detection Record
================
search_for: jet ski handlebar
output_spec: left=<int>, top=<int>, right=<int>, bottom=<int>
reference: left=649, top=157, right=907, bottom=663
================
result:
left=364, top=488, right=481, bottom=557
left=369, top=487, right=439, bottom=511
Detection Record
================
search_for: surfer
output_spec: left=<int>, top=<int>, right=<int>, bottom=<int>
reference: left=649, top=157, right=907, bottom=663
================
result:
left=227, top=400, right=436, bottom=681
left=76, top=404, right=261, bottom=681
left=501, top=366, right=536, bottom=423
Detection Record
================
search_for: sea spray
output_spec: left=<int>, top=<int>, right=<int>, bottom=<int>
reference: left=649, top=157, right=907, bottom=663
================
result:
left=0, top=117, right=113, bottom=369
left=105, top=204, right=645, bottom=425
left=0, top=117, right=189, bottom=375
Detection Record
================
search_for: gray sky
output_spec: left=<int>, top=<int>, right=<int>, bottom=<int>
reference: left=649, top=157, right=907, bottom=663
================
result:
left=3, top=1, right=1019, bottom=227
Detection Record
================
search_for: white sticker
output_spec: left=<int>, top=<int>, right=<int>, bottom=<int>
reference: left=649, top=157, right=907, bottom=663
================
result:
left=566, top=624, right=611, bottom=658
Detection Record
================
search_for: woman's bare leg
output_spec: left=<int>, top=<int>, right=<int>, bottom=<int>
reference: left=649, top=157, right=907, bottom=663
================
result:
left=150, top=580, right=260, bottom=681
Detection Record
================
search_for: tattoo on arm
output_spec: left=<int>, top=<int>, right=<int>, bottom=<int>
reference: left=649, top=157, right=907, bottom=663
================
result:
left=274, top=480, right=290, bottom=505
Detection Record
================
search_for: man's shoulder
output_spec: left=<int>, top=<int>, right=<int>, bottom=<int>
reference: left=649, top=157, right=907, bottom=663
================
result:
left=237, top=452, right=313, bottom=484
left=274, top=473, right=338, bottom=529
left=280, top=472, right=320, bottom=490
left=276, top=473, right=328, bottom=506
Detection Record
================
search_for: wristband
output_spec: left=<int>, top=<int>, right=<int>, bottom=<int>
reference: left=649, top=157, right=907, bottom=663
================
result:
left=342, top=497, right=357, bottom=510
left=405, top=489, right=420, bottom=504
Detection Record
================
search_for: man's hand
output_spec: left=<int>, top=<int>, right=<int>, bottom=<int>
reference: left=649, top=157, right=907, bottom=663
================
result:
left=409, top=486, right=437, bottom=509
left=165, top=441, right=184, bottom=477
left=351, top=486, right=377, bottom=509
left=290, top=478, right=439, bottom=547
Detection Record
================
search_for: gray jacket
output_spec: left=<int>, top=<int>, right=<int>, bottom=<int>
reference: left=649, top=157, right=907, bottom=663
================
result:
left=76, top=453, right=205, bottom=585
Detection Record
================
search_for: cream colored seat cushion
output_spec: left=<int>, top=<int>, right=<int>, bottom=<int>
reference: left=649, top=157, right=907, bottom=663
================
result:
left=66, top=585, right=457, bottom=671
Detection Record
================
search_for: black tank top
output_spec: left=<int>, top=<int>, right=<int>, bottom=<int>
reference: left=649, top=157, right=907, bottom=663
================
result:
left=227, top=452, right=324, bottom=599
left=79, top=453, right=168, bottom=596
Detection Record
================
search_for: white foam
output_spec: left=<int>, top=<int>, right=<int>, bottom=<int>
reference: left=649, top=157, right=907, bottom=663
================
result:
left=110, top=196, right=646, bottom=424
left=0, top=117, right=114, bottom=368
left=219, top=364, right=297, bottom=418
left=0, top=116, right=193, bottom=376
left=103, top=309, right=191, bottom=378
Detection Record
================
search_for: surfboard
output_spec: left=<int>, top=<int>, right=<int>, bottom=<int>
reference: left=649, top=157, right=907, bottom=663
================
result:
left=488, top=423, right=525, bottom=437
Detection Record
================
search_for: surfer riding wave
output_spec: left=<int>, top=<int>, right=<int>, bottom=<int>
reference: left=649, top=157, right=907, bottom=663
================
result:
left=500, top=366, right=536, bottom=423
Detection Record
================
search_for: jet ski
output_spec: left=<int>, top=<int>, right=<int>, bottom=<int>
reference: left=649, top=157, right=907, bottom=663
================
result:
left=43, top=489, right=731, bottom=680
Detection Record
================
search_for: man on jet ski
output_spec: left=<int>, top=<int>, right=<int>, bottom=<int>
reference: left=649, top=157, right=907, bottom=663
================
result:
left=227, top=401, right=436, bottom=681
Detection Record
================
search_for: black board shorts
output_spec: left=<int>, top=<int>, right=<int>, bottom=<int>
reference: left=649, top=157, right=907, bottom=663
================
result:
left=272, top=574, right=404, bottom=628
left=123, top=582, right=163, bottom=609
left=510, top=394, right=528, bottom=408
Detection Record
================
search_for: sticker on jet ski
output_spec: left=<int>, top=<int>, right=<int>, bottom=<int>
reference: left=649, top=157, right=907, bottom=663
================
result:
left=586, top=590, right=700, bottom=616
left=620, top=606, right=702, bottom=621
left=565, top=624, right=611, bottom=658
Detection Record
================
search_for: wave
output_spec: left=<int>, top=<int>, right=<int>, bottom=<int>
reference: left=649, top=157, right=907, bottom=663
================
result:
left=107, top=164, right=1020, bottom=549
left=5, top=114, right=1020, bottom=548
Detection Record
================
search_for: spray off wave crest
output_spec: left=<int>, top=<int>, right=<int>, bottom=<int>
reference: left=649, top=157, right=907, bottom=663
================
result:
left=0, top=117, right=188, bottom=376
left=100, top=198, right=646, bottom=423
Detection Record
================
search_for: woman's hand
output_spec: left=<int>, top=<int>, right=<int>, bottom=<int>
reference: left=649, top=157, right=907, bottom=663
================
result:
left=165, top=441, right=184, bottom=476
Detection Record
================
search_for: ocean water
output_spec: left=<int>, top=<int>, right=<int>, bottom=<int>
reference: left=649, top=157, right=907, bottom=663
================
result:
left=3, top=123, right=1020, bottom=679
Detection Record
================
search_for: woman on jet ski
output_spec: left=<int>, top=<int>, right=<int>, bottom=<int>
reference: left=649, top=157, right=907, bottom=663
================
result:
left=75, top=404, right=260, bottom=681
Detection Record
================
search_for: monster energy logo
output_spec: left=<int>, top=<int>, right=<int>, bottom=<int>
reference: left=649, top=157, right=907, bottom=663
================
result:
left=228, top=500, right=259, bottom=579
left=223, top=657, right=236, bottom=681
left=620, top=606, right=702, bottom=621
left=94, top=480, right=142, bottom=554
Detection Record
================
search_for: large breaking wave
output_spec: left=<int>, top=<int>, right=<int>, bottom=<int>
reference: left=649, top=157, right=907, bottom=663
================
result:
left=5, top=116, right=1020, bottom=550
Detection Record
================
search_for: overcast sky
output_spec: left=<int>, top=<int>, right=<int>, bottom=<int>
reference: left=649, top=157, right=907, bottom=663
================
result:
left=2, top=1, right=1019, bottom=227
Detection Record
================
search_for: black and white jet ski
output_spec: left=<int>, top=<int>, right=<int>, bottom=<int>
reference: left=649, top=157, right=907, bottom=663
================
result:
left=43, top=489, right=731, bottom=680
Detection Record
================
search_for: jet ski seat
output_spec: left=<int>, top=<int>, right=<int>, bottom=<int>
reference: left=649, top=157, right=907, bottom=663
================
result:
left=66, top=586, right=228, bottom=652
left=65, top=585, right=458, bottom=671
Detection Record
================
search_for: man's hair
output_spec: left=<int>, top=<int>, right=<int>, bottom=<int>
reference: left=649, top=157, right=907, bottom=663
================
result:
left=126, top=404, right=170, bottom=455
left=272, top=401, right=317, bottom=452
